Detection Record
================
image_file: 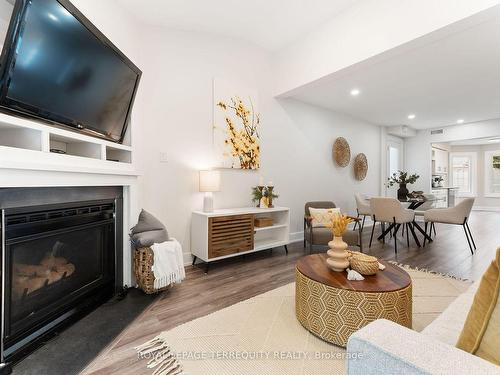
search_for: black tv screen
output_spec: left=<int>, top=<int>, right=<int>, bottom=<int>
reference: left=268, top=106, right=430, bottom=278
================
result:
left=0, top=0, right=141, bottom=143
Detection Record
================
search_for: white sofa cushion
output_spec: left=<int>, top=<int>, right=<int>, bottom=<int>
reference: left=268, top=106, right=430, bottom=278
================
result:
left=421, top=281, right=479, bottom=345
left=347, top=319, right=500, bottom=375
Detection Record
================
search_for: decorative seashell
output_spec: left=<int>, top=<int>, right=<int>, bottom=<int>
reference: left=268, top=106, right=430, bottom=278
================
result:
left=346, top=268, right=365, bottom=281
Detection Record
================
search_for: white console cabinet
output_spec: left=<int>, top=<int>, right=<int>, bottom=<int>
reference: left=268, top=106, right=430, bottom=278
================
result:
left=191, top=207, right=290, bottom=270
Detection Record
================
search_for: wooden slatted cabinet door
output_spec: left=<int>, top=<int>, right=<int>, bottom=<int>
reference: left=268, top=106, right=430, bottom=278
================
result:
left=208, top=214, right=254, bottom=259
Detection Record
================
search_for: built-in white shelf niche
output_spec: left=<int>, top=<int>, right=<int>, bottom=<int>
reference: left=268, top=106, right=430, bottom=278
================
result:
left=0, top=125, right=42, bottom=151
left=106, top=146, right=132, bottom=163
left=50, top=133, right=102, bottom=159
left=0, top=112, right=135, bottom=175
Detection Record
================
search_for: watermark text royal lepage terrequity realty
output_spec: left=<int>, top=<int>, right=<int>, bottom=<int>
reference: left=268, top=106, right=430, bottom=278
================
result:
left=138, top=350, right=364, bottom=362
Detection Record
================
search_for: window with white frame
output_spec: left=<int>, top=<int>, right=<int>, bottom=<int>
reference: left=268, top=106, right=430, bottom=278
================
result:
left=450, top=152, right=476, bottom=196
left=484, top=150, right=500, bottom=197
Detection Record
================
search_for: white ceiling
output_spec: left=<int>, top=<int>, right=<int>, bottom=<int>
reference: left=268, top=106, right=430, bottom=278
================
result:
left=287, top=12, right=500, bottom=129
left=116, top=0, right=359, bottom=50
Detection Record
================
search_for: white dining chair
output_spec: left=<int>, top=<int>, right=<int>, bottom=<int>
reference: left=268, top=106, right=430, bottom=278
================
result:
left=353, top=193, right=371, bottom=232
left=423, top=197, right=476, bottom=254
left=369, top=197, right=417, bottom=253
left=413, top=193, right=437, bottom=237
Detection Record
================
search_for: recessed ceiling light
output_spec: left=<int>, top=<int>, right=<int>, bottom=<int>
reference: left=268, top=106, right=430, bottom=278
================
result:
left=407, top=114, right=416, bottom=120
left=456, top=119, right=464, bottom=124
left=350, top=88, right=360, bottom=96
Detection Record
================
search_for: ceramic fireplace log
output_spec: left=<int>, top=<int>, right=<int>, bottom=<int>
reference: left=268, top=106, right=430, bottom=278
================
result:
left=12, top=260, right=76, bottom=299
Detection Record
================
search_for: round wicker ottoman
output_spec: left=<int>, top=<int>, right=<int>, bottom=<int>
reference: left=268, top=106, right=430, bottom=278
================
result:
left=295, top=254, right=412, bottom=347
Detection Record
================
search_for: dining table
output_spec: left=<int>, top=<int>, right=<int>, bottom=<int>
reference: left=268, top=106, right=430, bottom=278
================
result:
left=367, top=196, right=436, bottom=247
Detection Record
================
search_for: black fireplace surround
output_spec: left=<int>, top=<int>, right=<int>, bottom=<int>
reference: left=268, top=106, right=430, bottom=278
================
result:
left=0, top=187, right=123, bottom=371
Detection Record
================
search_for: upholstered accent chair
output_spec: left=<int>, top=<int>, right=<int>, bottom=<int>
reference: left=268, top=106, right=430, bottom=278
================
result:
left=369, top=197, right=416, bottom=253
left=304, top=201, right=361, bottom=252
left=353, top=193, right=371, bottom=232
left=424, top=197, right=476, bottom=254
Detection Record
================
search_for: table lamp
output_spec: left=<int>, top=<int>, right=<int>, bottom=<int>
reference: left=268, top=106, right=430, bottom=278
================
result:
left=199, top=170, right=221, bottom=212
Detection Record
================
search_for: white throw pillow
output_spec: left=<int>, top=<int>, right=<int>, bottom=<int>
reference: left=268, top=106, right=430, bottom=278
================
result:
left=309, top=207, right=341, bottom=227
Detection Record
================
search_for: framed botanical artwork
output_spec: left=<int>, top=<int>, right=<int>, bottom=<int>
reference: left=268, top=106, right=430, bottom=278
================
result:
left=213, top=79, right=260, bottom=169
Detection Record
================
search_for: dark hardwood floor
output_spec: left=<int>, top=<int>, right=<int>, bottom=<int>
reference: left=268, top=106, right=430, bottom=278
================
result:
left=359, top=211, right=499, bottom=281
left=82, top=210, right=499, bottom=375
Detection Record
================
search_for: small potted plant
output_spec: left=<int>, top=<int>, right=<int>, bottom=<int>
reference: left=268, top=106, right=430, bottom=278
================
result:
left=435, top=175, right=444, bottom=188
left=387, top=171, right=420, bottom=201
left=251, top=186, right=278, bottom=208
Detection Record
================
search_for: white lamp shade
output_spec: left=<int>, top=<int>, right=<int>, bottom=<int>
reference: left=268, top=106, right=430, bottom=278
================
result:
left=199, top=170, right=221, bottom=192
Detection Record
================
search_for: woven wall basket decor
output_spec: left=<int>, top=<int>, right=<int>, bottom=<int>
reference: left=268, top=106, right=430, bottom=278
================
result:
left=354, top=153, right=368, bottom=181
left=333, top=137, right=351, bottom=167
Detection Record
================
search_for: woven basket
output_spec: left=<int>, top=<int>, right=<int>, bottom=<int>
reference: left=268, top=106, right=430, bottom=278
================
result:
left=333, top=137, right=351, bottom=167
left=348, top=252, right=379, bottom=275
left=134, top=247, right=171, bottom=294
left=353, top=153, right=368, bottom=181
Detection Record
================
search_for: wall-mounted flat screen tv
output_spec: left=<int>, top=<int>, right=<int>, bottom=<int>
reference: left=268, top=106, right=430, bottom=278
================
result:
left=0, top=0, right=141, bottom=143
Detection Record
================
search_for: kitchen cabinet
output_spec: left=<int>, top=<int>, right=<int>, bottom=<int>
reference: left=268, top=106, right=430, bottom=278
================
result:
left=432, top=147, right=449, bottom=174
left=431, top=189, right=448, bottom=208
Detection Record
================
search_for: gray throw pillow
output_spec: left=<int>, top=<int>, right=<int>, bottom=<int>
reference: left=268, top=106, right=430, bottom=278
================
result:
left=131, top=209, right=166, bottom=234
left=130, top=209, right=169, bottom=247
left=131, top=229, right=169, bottom=248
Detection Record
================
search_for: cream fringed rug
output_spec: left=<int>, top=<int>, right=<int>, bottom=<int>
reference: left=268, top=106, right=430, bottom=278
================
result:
left=136, top=267, right=471, bottom=375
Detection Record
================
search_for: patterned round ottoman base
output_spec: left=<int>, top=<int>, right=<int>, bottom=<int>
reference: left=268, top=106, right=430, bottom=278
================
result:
left=295, top=267, right=412, bottom=347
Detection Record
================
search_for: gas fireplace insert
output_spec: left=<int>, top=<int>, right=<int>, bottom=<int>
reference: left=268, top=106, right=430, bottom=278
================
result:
left=0, top=190, right=123, bottom=370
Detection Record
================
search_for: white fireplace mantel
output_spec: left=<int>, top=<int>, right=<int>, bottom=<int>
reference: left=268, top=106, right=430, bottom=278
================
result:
left=0, top=111, right=141, bottom=287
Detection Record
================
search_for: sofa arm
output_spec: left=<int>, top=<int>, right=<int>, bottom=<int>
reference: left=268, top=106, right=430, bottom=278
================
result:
left=347, top=319, right=500, bottom=375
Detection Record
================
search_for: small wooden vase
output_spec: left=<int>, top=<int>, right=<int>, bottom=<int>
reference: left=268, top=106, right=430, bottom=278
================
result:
left=267, top=186, right=275, bottom=208
left=326, top=236, right=350, bottom=272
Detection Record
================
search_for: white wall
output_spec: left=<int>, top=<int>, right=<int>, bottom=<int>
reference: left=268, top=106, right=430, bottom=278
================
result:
left=405, top=119, right=500, bottom=195
left=273, top=0, right=500, bottom=96
left=0, top=0, right=13, bottom=46
left=71, top=0, right=141, bottom=64
left=450, top=144, right=500, bottom=209
left=134, top=28, right=382, bottom=261
left=10, top=0, right=497, bottom=262
left=0, top=0, right=382, bottom=265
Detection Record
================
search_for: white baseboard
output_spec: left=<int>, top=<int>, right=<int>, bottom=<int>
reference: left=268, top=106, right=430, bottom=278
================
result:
left=183, top=252, right=193, bottom=266
left=289, top=231, right=304, bottom=243
left=472, top=206, right=500, bottom=212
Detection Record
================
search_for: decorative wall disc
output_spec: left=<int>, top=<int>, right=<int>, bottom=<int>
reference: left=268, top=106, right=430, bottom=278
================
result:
left=354, top=153, right=368, bottom=181
left=333, top=137, right=350, bottom=167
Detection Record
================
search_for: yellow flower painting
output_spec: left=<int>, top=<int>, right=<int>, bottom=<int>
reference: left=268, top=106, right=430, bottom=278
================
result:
left=214, top=80, right=260, bottom=169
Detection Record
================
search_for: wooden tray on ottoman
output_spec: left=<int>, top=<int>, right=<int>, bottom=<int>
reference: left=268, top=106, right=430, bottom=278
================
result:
left=134, top=247, right=171, bottom=294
